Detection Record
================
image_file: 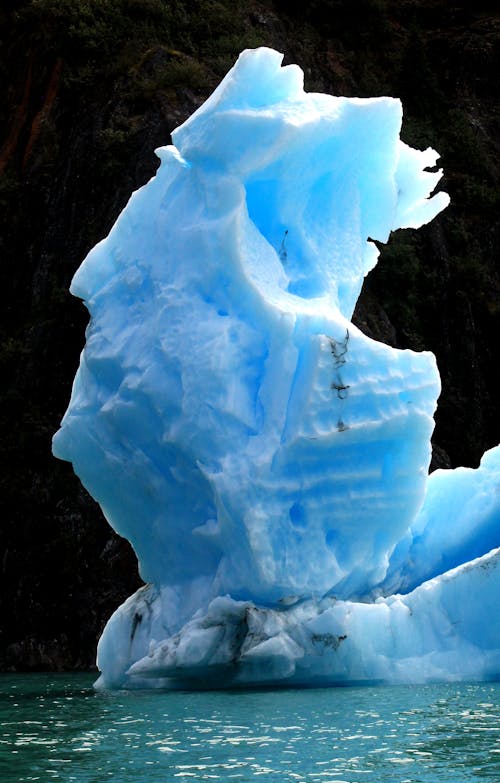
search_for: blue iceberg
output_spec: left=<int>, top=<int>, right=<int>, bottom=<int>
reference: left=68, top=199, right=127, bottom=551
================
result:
left=53, top=48, right=500, bottom=689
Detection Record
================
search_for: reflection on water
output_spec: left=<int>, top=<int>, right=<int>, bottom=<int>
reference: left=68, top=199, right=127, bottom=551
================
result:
left=0, top=674, right=499, bottom=782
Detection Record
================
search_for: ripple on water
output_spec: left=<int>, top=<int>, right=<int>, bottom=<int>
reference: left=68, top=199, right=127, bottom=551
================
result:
left=0, top=675, right=499, bottom=782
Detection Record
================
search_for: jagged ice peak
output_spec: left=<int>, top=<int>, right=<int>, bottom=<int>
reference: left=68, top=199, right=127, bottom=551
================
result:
left=53, top=48, right=499, bottom=689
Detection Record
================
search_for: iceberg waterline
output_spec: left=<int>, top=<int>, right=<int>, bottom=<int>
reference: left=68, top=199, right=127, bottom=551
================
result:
left=52, top=47, right=499, bottom=689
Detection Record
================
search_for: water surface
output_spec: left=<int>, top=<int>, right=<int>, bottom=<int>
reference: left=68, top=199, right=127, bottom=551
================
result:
left=1, top=674, right=499, bottom=782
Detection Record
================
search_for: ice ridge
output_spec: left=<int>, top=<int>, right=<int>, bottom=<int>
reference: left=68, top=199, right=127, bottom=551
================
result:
left=52, top=48, right=499, bottom=690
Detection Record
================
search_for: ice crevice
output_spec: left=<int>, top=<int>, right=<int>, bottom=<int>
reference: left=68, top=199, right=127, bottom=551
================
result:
left=52, top=47, right=499, bottom=690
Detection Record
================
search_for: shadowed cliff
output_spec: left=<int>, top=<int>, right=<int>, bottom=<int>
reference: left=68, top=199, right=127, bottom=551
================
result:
left=1, top=0, right=498, bottom=669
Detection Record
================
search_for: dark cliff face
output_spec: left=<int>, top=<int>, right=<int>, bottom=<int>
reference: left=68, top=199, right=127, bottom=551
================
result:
left=1, top=0, right=499, bottom=670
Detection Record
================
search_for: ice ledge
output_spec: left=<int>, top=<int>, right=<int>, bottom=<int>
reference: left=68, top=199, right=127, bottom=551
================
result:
left=95, top=548, right=500, bottom=690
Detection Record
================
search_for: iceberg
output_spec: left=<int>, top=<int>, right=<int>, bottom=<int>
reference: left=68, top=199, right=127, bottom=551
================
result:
left=52, top=48, right=500, bottom=689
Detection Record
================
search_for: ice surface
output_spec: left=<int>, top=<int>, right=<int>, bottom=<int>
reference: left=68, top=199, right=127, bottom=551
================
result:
left=380, top=445, right=500, bottom=595
left=124, top=548, right=500, bottom=688
left=52, top=48, right=499, bottom=689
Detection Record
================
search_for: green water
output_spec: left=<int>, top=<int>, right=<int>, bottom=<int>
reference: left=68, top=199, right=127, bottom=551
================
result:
left=0, top=673, right=498, bottom=782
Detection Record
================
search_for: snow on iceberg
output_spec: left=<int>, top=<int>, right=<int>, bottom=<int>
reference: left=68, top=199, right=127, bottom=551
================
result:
left=52, top=48, right=499, bottom=689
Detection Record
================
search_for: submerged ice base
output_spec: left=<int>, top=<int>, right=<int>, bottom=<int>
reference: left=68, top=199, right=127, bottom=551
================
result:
left=53, top=48, right=499, bottom=689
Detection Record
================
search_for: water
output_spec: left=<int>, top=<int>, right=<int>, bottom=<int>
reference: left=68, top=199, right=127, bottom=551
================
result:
left=0, top=674, right=499, bottom=782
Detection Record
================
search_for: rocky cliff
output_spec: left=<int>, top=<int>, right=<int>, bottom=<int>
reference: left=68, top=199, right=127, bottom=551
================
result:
left=1, top=0, right=498, bottom=669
